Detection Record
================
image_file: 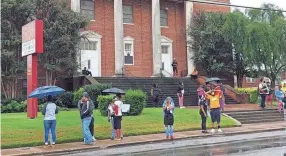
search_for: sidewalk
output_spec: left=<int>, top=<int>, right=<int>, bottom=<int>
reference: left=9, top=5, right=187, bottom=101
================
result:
left=2, top=122, right=285, bottom=156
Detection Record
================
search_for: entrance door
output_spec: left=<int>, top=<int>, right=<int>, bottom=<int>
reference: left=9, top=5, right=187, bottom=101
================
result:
left=161, top=45, right=173, bottom=77
left=81, top=50, right=99, bottom=76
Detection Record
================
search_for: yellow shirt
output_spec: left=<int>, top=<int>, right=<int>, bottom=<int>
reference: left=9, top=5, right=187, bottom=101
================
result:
left=206, top=94, right=220, bottom=109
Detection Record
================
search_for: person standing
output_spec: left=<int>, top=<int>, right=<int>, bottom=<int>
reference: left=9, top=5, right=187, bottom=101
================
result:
left=78, top=92, right=96, bottom=142
left=163, top=97, right=175, bottom=141
left=258, top=78, right=268, bottom=108
left=199, top=98, right=208, bottom=133
left=80, top=97, right=94, bottom=145
left=151, top=84, right=160, bottom=107
left=108, top=100, right=116, bottom=140
left=42, top=95, right=59, bottom=146
left=177, top=82, right=185, bottom=108
left=205, top=90, right=223, bottom=134
left=114, top=96, right=123, bottom=140
left=172, top=58, right=178, bottom=77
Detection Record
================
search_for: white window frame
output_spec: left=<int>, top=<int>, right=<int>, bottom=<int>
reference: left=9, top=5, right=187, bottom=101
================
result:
left=246, top=77, right=256, bottom=83
left=80, top=0, right=95, bottom=21
left=123, top=36, right=135, bottom=65
left=160, top=9, right=168, bottom=27
left=123, top=5, right=133, bottom=24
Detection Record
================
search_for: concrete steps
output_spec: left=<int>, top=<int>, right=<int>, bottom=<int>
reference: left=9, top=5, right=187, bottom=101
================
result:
left=226, top=109, right=284, bottom=124
left=95, top=77, right=239, bottom=107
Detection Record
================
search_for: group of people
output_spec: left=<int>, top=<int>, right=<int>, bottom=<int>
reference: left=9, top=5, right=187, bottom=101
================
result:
left=258, top=78, right=286, bottom=111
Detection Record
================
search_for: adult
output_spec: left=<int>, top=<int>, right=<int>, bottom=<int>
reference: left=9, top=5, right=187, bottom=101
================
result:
left=190, top=69, right=198, bottom=80
left=108, top=99, right=116, bottom=140
left=42, top=95, right=59, bottom=146
left=114, top=96, right=123, bottom=140
left=177, top=82, right=185, bottom=108
left=171, top=58, right=178, bottom=77
left=199, top=97, right=208, bottom=133
left=80, top=97, right=94, bottom=145
left=275, top=85, right=285, bottom=112
left=205, top=90, right=223, bottom=134
left=163, top=97, right=175, bottom=140
left=151, top=84, right=160, bottom=107
left=78, top=92, right=96, bottom=142
left=258, top=78, right=269, bottom=108
left=82, top=67, right=92, bottom=76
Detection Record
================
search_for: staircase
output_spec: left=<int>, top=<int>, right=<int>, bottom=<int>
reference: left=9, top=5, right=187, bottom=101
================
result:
left=95, top=77, right=239, bottom=107
left=225, top=109, right=284, bottom=124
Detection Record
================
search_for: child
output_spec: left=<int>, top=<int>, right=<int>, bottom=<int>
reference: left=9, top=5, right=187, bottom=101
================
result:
left=205, top=90, right=223, bottom=134
left=108, top=100, right=116, bottom=140
left=199, top=98, right=208, bottom=133
left=163, top=97, right=175, bottom=140
left=197, top=84, right=206, bottom=106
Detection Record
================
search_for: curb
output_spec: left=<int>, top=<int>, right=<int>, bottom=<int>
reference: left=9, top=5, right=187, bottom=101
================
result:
left=17, top=127, right=285, bottom=156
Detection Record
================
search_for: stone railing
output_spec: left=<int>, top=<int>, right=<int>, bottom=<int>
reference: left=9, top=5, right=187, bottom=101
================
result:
left=197, top=76, right=250, bottom=104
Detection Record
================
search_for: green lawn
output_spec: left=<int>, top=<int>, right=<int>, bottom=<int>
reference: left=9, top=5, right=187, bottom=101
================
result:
left=1, top=108, right=238, bottom=149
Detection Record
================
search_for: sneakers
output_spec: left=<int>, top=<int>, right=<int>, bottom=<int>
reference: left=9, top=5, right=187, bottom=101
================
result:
left=180, top=106, right=186, bottom=109
left=44, top=142, right=49, bottom=146
left=211, top=129, right=215, bottom=134
left=218, top=129, right=223, bottom=133
left=92, top=136, right=96, bottom=141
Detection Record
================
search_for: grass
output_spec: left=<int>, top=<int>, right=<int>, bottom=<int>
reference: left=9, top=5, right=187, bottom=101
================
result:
left=1, top=108, right=238, bottom=149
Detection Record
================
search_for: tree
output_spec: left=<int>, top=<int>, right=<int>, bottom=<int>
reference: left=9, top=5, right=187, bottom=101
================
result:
left=245, top=4, right=286, bottom=86
left=34, top=0, right=88, bottom=85
left=1, top=0, right=35, bottom=99
left=222, top=10, right=250, bottom=87
left=189, top=12, right=233, bottom=77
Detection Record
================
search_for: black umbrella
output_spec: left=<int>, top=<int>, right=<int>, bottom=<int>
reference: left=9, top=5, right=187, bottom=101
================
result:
left=102, top=88, right=126, bottom=94
left=205, top=77, right=222, bottom=83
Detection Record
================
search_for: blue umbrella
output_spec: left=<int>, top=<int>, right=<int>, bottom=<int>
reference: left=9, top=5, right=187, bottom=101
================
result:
left=28, top=86, right=65, bottom=99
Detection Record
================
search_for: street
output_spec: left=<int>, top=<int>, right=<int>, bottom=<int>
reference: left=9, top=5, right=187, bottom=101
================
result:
left=55, top=130, right=286, bottom=156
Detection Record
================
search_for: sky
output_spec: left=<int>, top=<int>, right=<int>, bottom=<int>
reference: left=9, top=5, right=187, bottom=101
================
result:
left=230, top=0, right=286, bottom=13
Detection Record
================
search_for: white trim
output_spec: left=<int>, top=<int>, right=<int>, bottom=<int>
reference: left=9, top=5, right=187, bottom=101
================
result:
left=123, top=37, right=135, bottom=65
left=123, top=23, right=135, bottom=25
left=161, top=36, right=173, bottom=43
left=160, top=26, right=169, bottom=28
left=79, top=31, right=102, bottom=76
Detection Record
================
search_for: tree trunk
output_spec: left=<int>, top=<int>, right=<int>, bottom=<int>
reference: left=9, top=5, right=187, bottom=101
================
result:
left=237, top=76, right=243, bottom=88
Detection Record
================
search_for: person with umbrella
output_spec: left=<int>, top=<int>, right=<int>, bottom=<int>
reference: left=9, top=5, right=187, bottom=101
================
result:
left=113, top=96, right=124, bottom=140
left=42, top=95, right=59, bottom=147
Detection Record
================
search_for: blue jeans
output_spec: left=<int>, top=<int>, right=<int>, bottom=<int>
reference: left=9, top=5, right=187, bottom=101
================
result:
left=260, top=94, right=266, bottom=108
left=44, top=120, right=56, bottom=143
left=110, top=117, right=116, bottom=139
left=82, top=118, right=93, bottom=144
left=165, top=125, right=174, bottom=137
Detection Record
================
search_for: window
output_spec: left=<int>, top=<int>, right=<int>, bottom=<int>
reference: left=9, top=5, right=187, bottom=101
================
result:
left=123, top=5, right=133, bottom=24
left=161, top=45, right=169, bottom=54
left=80, top=40, right=97, bottom=50
left=81, top=0, right=94, bottom=20
left=87, top=60, right=91, bottom=69
left=246, top=77, right=257, bottom=83
left=160, top=9, right=168, bottom=26
left=124, top=43, right=134, bottom=65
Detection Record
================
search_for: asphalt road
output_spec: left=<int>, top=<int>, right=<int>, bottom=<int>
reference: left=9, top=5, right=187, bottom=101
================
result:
left=57, top=131, right=286, bottom=156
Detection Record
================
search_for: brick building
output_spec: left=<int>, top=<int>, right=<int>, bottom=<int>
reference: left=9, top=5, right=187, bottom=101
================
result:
left=69, top=0, right=230, bottom=77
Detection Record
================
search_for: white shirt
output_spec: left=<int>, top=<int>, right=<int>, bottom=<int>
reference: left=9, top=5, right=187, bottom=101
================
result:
left=114, top=100, right=123, bottom=116
left=44, top=102, right=57, bottom=120
left=108, top=104, right=114, bottom=115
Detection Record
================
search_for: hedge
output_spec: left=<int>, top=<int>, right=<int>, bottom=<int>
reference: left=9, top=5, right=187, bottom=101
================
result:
left=98, top=89, right=147, bottom=116
left=124, top=89, right=147, bottom=116
left=235, top=87, right=258, bottom=103
left=55, top=92, right=74, bottom=108
left=1, top=100, right=27, bottom=113
left=97, top=95, right=114, bottom=116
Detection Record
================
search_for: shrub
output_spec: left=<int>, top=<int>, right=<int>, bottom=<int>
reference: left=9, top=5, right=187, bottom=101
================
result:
left=235, top=88, right=258, bottom=103
left=97, top=95, right=113, bottom=116
left=55, top=92, right=74, bottom=108
left=73, top=88, right=84, bottom=105
left=82, top=83, right=111, bottom=108
left=125, top=89, right=147, bottom=116
left=1, top=100, right=27, bottom=113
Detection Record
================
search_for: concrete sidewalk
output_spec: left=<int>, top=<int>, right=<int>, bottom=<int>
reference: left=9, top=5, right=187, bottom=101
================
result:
left=2, top=122, right=285, bottom=156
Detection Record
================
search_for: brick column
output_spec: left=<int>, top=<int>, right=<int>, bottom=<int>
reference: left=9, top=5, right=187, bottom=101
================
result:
left=185, top=1, right=195, bottom=76
left=152, top=0, right=162, bottom=76
left=114, top=0, right=125, bottom=76
left=70, top=0, right=80, bottom=12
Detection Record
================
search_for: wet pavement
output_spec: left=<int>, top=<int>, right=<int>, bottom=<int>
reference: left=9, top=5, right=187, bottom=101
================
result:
left=61, top=131, right=286, bottom=156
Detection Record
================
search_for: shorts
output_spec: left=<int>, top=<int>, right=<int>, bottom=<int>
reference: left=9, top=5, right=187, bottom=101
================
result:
left=113, top=116, right=122, bottom=129
left=210, top=108, right=221, bottom=123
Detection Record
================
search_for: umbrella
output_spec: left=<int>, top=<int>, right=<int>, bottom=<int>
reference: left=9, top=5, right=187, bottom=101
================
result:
left=205, top=77, right=222, bottom=83
left=102, top=88, right=125, bottom=94
left=28, top=86, right=65, bottom=99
